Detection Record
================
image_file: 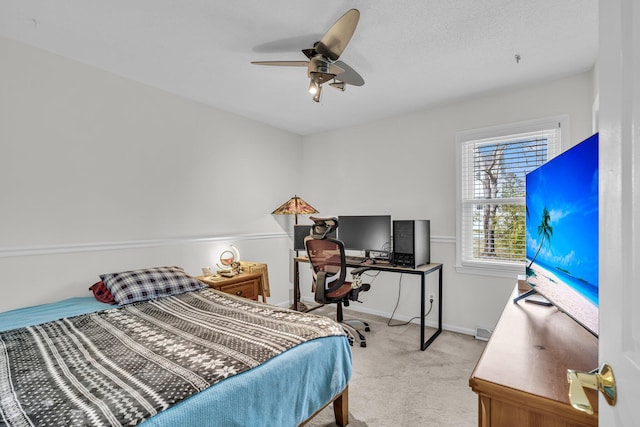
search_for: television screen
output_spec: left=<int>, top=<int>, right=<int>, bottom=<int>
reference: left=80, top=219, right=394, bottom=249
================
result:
left=525, top=133, right=599, bottom=336
left=337, top=215, right=392, bottom=256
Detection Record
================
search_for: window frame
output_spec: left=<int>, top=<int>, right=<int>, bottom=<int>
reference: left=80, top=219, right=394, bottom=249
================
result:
left=455, top=115, right=568, bottom=277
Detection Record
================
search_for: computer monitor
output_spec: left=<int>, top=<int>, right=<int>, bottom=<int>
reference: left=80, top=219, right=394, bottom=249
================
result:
left=293, top=224, right=336, bottom=251
left=337, top=215, right=392, bottom=257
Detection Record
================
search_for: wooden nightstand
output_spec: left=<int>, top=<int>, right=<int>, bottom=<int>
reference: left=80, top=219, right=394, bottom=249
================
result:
left=197, top=271, right=266, bottom=302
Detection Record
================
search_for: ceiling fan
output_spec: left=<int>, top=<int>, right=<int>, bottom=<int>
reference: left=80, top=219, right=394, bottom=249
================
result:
left=251, top=9, right=364, bottom=103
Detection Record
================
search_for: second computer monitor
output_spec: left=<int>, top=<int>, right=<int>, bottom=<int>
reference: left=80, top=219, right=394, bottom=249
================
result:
left=337, top=215, right=392, bottom=257
left=294, top=224, right=337, bottom=251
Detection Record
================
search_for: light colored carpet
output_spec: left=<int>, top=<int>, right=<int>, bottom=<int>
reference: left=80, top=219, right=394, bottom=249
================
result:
left=305, top=307, right=487, bottom=427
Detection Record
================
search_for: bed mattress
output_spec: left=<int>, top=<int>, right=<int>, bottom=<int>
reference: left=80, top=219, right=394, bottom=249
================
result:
left=0, top=292, right=352, bottom=426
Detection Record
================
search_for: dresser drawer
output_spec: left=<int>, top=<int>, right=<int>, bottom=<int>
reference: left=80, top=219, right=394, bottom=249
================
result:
left=218, top=278, right=260, bottom=301
left=196, top=271, right=265, bottom=302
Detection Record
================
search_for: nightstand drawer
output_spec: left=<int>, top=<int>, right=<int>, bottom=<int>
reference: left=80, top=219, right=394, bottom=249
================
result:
left=218, top=278, right=260, bottom=301
left=196, top=270, right=266, bottom=302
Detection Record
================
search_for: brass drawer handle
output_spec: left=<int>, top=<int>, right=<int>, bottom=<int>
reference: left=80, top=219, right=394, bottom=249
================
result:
left=236, top=290, right=243, bottom=296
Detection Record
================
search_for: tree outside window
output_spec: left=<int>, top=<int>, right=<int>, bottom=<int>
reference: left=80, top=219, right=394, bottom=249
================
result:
left=457, top=118, right=564, bottom=276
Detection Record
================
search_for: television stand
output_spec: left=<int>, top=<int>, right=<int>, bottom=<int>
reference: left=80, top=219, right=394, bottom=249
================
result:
left=512, top=288, right=552, bottom=306
left=469, top=285, right=597, bottom=426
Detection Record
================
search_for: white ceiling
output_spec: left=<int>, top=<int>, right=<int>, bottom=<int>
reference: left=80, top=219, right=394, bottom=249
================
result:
left=0, top=1, right=598, bottom=136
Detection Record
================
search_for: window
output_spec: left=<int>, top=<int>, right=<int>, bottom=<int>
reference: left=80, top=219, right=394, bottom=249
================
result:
left=456, top=117, right=566, bottom=277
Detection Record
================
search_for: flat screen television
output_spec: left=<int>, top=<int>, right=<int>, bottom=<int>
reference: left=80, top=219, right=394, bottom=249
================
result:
left=337, top=215, right=392, bottom=257
left=523, top=133, right=599, bottom=336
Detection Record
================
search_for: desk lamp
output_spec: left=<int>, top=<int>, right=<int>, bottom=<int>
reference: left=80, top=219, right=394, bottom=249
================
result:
left=272, top=195, right=318, bottom=311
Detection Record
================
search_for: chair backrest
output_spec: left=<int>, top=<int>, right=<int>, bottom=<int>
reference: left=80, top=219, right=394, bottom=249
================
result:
left=304, top=237, right=347, bottom=287
left=304, top=216, right=347, bottom=300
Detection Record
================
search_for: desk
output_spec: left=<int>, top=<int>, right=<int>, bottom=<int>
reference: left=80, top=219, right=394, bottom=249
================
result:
left=294, top=256, right=443, bottom=351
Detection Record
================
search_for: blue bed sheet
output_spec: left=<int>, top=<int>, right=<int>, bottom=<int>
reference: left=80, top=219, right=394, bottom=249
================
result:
left=0, top=297, right=116, bottom=332
left=0, top=297, right=352, bottom=426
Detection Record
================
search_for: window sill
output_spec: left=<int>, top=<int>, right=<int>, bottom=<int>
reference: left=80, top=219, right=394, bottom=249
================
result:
left=455, top=263, right=524, bottom=279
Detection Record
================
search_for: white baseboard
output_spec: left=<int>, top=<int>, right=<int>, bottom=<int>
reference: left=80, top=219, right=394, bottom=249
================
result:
left=273, top=297, right=477, bottom=337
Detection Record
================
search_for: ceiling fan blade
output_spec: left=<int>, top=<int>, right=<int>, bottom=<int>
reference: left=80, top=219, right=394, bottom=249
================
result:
left=329, top=63, right=345, bottom=75
left=315, top=9, right=360, bottom=61
left=334, top=60, right=364, bottom=86
left=251, top=61, right=309, bottom=67
left=253, top=34, right=322, bottom=53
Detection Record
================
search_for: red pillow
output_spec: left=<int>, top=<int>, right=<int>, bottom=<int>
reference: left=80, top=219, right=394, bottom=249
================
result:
left=89, top=281, right=116, bottom=304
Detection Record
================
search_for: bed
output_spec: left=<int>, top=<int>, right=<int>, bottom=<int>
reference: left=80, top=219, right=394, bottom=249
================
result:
left=0, top=266, right=352, bottom=426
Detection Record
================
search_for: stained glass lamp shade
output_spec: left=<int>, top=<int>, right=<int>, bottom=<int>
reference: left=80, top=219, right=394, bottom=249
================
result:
left=271, top=195, right=318, bottom=224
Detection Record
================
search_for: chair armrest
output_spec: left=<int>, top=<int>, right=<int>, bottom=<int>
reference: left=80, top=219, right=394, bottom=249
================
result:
left=351, top=267, right=371, bottom=276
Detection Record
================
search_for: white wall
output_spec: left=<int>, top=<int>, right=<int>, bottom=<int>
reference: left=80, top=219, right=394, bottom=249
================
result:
left=0, top=37, right=302, bottom=312
left=1, top=35, right=596, bottom=336
left=301, top=71, right=595, bottom=335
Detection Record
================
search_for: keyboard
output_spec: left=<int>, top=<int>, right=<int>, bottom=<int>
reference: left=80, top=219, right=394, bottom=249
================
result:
left=344, top=256, right=390, bottom=266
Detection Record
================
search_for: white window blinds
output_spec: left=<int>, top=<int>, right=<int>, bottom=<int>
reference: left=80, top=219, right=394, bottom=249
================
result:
left=459, top=126, right=562, bottom=270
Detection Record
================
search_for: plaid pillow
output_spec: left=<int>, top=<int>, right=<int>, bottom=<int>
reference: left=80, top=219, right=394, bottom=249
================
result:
left=100, top=266, right=205, bottom=305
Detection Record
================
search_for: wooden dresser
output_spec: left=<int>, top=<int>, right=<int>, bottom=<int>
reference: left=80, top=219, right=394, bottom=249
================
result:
left=197, top=271, right=265, bottom=302
left=469, top=286, right=598, bottom=427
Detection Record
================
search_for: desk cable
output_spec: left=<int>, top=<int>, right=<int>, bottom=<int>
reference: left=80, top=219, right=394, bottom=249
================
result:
left=353, top=270, right=380, bottom=303
left=387, top=273, right=434, bottom=327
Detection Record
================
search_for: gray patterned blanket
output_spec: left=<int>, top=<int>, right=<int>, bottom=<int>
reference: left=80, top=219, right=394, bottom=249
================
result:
left=0, top=289, right=345, bottom=426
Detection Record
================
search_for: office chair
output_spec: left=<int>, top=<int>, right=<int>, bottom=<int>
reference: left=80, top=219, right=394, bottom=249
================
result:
left=304, top=216, right=371, bottom=347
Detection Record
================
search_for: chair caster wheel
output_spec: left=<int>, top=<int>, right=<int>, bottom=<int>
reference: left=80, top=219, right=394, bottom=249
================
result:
left=365, top=327, right=371, bottom=332
left=360, top=342, right=367, bottom=348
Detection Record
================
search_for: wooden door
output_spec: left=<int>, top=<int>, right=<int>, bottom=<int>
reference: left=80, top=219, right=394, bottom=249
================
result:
left=598, top=0, right=640, bottom=424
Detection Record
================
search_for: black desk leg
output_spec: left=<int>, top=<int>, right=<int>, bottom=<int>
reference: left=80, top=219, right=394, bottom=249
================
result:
left=420, top=273, right=426, bottom=348
left=420, top=266, right=443, bottom=351
left=291, top=259, right=310, bottom=312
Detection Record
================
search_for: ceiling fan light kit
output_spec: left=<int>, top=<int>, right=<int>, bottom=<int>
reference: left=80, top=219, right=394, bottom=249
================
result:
left=329, top=80, right=346, bottom=91
left=251, top=9, right=364, bottom=103
left=312, top=85, right=322, bottom=103
left=308, top=79, right=319, bottom=95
